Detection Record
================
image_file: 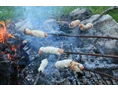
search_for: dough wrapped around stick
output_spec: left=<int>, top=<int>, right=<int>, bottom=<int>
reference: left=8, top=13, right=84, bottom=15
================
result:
left=69, top=61, right=84, bottom=73
left=34, top=59, right=48, bottom=85
left=78, top=23, right=86, bottom=30
left=69, top=20, right=80, bottom=28
left=55, top=59, right=72, bottom=68
left=38, top=47, right=64, bottom=55
left=55, top=59, right=84, bottom=73
left=23, top=28, right=48, bottom=38
left=85, top=23, right=93, bottom=29
left=38, top=59, right=48, bottom=73
left=79, top=23, right=93, bottom=31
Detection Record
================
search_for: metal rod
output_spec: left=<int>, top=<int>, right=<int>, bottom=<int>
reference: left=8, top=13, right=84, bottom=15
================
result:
left=50, top=33, right=118, bottom=40
left=64, top=51, right=118, bottom=59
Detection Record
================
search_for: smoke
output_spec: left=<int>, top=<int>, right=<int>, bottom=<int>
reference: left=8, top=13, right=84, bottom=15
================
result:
left=17, top=6, right=64, bottom=25
left=13, top=6, right=67, bottom=51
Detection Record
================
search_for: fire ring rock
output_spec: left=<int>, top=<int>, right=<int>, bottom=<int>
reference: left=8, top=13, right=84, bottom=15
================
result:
left=69, top=8, right=93, bottom=21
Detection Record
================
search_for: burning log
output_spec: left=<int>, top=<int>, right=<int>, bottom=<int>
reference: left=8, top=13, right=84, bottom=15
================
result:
left=64, top=51, right=118, bottom=59
left=50, top=33, right=118, bottom=40
left=38, top=47, right=64, bottom=55
left=0, top=21, right=17, bottom=61
left=34, top=59, right=48, bottom=85
left=55, top=59, right=84, bottom=73
left=23, top=28, right=48, bottom=38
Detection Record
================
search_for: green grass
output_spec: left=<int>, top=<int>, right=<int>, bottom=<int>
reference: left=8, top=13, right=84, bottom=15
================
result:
left=0, top=6, right=25, bottom=21
left=58, top=6, right=118, bottom=22
left=51, top=6, right=111, bottom=15
left=0, top=6, right=118, bottom=22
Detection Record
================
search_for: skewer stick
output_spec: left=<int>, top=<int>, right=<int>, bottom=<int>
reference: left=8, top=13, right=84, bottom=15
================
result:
left=49, top=33, right=118, bottom=40
left=33, top=71, right=41, bottom=85
left=64, top=51, right=118, bottom=59
left=85, top=68, right=118, bottom=81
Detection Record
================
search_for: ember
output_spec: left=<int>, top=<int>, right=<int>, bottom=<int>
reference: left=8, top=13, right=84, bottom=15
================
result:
left=0, top=21, right=30, bottom=84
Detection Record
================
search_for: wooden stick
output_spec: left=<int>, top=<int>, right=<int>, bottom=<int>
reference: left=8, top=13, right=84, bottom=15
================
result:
left=33, top=72, right=41, bottom=85
left=64, top=51, right=118, bottom=59
left=85, top=68, right=118, bottom=81
left=50, top=33, right=118, bottom=40
left=16, top=20, right=28, bottom=30
left=92, top=6, right=118, bottom=23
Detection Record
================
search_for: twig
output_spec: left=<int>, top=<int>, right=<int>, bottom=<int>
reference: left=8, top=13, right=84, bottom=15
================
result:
left=84, top=68, right=118, bottom=81
left=92, top=6, right=118, bottom=23
left=57, top=42, right=64, bottom=60
left=93, top=67, right=118, bottom=71
left=49, top=33, right=118, bottom=40
left=16, top=20, right=28, bottom=30
left=33, top=72, right=41, bottom=85
left=64, top=51, right=118, bottom=59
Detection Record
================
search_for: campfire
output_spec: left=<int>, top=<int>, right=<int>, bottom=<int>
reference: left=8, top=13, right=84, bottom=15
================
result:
left=0, top=6, right=118, bottom=85
left=0, top=22, right=23, bottom=63
left=0, top=21, right=31, bottom=84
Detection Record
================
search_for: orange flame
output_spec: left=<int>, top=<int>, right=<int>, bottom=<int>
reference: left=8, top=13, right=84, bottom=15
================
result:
left=0, top=21, right=16, bottom=61
left=0, top=21, right=15, bottom=44
left=7, top=45, right=17, bottom=61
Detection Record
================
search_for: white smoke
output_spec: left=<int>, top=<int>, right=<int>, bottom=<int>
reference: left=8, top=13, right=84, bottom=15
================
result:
left=20, top=6, right=64, bottom=23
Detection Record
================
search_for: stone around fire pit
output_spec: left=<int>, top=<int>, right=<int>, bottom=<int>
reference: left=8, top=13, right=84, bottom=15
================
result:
left=69, top=8, right=93, bottom=21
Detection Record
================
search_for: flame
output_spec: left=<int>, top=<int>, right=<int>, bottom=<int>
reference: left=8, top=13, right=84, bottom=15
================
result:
left=0, top=21, right=16, bottom=61
left=11, top=45, right=17, bottom=52
left=7, top=53, right=12, bottom=60
left=7, top=45, right=17, bottom=61
left=0, top=21, right=15, bottom=44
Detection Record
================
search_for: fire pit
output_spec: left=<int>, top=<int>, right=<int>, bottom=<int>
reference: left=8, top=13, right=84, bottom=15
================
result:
left=1, top=7, right=118, bottom=85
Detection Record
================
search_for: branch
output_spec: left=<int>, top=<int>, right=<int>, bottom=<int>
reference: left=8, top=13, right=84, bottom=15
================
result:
left=92, top=6, right=118, bottom=23
left=33, top=72, right=41, bottom=85
left=64, top=51, right=118, bottom=59
left=85, top=68, right=118, bottom=81
left=16, top=20, right=28, bottom=30
left=50, top=33, right=118, bottom=40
